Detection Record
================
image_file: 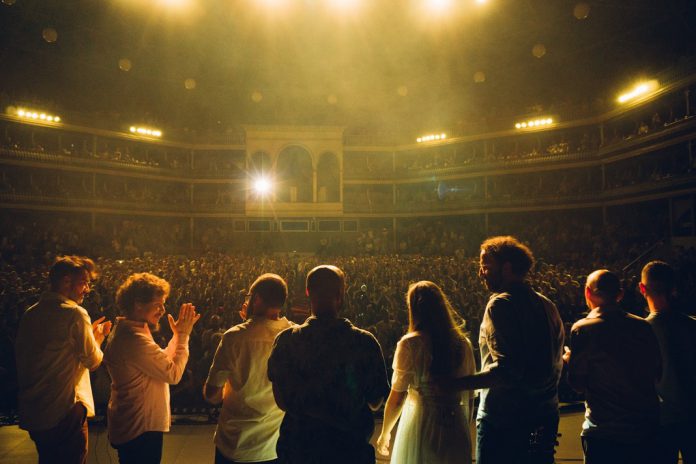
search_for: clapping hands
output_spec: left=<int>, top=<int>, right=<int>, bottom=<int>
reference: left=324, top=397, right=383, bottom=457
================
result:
left=167, top=303, right=201, bottom=336
left=92, top=316, right=112, bottom=345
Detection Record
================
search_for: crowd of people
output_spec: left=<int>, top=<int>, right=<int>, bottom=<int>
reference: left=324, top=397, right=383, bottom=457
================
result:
left=5, top=234, right=695, bottom=464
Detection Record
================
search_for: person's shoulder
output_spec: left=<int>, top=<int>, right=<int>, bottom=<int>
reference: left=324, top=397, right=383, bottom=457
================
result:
left=623, top=311, right=653, bottom=330
left=571, top=315, right=601, bottom=333
left=273, top=319, right=308, bottom=342
left=396, top=331, right=421, bottom=349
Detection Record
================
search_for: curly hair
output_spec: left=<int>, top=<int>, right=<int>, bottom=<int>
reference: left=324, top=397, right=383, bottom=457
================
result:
left=480, top=235, right=535, bottom=277
left=116, top=272, right=170, bottom=316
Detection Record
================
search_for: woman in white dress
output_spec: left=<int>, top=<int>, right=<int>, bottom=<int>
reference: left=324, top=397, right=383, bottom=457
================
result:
left=377, top=280, right=476, bottom=464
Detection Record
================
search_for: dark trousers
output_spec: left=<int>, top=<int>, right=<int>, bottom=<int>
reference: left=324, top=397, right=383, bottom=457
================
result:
left=215, top=447, right=278, bottom=464
left=581, top=435, right=657, bottom=464
left=655, top=422, right=696, bottom=464
left=113, top=431, right=163, bottom=464
left=29, top=402, right=88, bottom=464
left=476, top=414, right=559, bottom=464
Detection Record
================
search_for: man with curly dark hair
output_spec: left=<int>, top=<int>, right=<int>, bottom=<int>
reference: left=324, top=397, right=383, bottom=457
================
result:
left=448, top=236, right=565, bottom=464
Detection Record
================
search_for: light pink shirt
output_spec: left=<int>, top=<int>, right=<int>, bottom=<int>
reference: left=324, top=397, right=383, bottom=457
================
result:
left=16, top=292, right=103, bottom=431
left=104, top=319, right=190, bottom=445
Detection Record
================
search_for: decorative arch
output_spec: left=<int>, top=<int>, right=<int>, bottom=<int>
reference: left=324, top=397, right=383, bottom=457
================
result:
left=317, top=152, right=340, bottom=202
left=276, top=146, right=313, bottom=202
left=249, top=151, right=272, bottom=175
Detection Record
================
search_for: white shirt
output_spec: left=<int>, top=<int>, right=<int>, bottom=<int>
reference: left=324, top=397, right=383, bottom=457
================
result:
left=206, top=316, right=293, bottom=462
left=16, top=292, right=103, bottom=431
left=104, top=319, right=190, bottom=445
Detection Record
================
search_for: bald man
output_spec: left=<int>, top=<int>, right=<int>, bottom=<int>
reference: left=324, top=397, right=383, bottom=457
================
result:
left=267, top=265, right=389, bottom=464
left=564, top=270, right=661, bottom=464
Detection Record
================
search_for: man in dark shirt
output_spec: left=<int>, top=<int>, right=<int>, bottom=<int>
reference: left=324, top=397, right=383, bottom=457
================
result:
left=565, top=269, right=661, bottom=464
left=641, top=261, right=696, bottom=464
left=267, top=265, right=390, bottom=464
left=449, top=236, right=565, bottom=464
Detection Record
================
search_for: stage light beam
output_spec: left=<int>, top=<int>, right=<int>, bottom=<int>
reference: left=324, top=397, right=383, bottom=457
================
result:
left=253, top=177, right=273, bottom=195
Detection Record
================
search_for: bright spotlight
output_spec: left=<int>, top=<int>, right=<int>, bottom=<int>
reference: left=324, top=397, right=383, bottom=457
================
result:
left=425, top=0, right=453, bottom=13
left=253, top=177, right=272, bottom=195
left=617, top=80, right=659, bottom=104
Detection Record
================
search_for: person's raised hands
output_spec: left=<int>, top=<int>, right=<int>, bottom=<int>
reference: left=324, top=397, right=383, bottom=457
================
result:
left=167, top=303, right=201, bottom=336
left=92, top=316, right=112, bottom=345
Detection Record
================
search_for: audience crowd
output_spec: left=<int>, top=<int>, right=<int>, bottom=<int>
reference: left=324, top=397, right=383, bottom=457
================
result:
left=1, top=212, right=694, bottom=419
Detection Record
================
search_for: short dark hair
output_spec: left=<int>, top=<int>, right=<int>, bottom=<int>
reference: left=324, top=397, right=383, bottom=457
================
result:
left=49, top=255, right=97, bottom=289
left=306, top=265, right=345, bottom=300
left=480, top=236, right=535, bottom=277
left=249, top=273, right=288, bottom=310
left=641, top=261, right=675, bottom=296
left=116, top=272, right=170, bottom=316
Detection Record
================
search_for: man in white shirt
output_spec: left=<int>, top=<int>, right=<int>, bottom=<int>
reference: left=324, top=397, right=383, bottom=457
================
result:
left=16, top=255, right=112, bottom=464
left=104, top=272, right=200, bottom=464
left=204, top=273, right=294, bottom=464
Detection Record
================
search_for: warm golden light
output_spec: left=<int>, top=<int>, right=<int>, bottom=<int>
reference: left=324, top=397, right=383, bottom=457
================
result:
left=328, top=0, right=361, bottom=12
left=515, top=117, right=554, bottom=130
left=417, top=133, right=447, bottom=143
left=617, top=80, right=659, bottom=104
left=425, top=0, right=453, bottom=14
left=15, top=107, right=61, bottom=124
left=130, top=125, right=162, bottom=138
left=253, top=177, right=273, bottom=195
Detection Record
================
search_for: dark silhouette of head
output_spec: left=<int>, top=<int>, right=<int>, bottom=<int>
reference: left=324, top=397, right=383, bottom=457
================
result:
left=306, top=265, right=345, bottom=318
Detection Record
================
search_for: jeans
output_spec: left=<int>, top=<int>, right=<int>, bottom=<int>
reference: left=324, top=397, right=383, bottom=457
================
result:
left=29, top=403, right=88, bottom=464
left=476, top=414, right=559, bottom=464
left=113, top=431, right=163, bottom=464
left=581, top=435, right=658, bottom=464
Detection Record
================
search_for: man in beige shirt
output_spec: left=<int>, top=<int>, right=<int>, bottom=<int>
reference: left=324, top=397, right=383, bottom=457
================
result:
left=104, top=272, right=200, bottom=464
left=16, top=255, right=112, bottom=464
left=204, top=273, right=294, bottom=464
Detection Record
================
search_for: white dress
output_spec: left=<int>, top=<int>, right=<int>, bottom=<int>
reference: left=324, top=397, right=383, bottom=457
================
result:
left=390, top=331, right=476, bottom=464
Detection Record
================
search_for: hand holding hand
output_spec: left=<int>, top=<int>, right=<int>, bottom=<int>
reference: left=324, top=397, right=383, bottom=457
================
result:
left=167, top=303, right=201, bottom=336
left=376, top=432, right=391, bottom=457
left=92, top=316, right=112, bottom=345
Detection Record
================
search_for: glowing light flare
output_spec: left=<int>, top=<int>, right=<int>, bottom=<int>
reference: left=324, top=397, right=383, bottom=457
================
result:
left=157, top=0, right=190, bottom=8
left=424, top=0, right=453, bottom=13
left=515, top=118, right=554, bottom=130
left=617, top=80, right=659, bottom=104
left=130, top=126, right=163, bottom=138
left=15, top=107, right=61, bottom=124
left=253, top=177, right=273, bottom=195
left=417, top=133, right=447, bottom=143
